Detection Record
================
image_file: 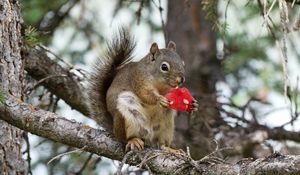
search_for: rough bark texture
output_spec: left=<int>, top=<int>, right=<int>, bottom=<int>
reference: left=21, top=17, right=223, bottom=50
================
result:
left=166, top=0, right=223, bottom=158
left=0, top=97, right=123, bottom=160
left=0, top=0, right=27, bottom=174
left=1, top=98, right=300, bottom=175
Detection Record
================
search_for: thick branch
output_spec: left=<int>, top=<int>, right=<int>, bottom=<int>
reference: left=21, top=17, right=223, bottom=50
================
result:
left=23, top=47, right=300, bottom=146
left=1, top=97, right=300, bottom=174
left=23, top=48, right=89, bottom=116
left=0, top=96, right=122, bottom=158
left=267, top=126, right=300, bottom=142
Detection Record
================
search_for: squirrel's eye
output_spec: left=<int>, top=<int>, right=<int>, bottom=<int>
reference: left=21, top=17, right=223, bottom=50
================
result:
left=160, top=62, right=170, bottom=72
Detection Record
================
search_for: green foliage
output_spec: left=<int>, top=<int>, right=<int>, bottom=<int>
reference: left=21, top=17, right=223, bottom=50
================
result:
left=21, top=0, right=68, bottom=25
left=223, top=34, right=270, bottom=74
left=239, top=1, right=261, bottom=23
left=202, top=0, right=228, bottom=35
left=21, top=0, right=70, bottom=44
left=202, top=0, right=218, bottom=23
left=24, top=26, right=39, bottom=48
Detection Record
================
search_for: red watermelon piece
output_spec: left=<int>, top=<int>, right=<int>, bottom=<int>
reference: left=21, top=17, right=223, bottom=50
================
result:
left=164, top=87, right=194, bottom=112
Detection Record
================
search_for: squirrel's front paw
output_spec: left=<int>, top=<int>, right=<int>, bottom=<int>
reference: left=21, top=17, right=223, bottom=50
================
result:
left=191, top=99, right=199, bottom=112
left=159, top=95, right=170, bottom=108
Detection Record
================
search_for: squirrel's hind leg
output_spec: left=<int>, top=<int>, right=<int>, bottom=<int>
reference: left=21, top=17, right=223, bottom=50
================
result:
left=116, top=91, right=150, bottom=151
left=111, top=111, right=146, bottom=152
left=126, top=137, right=144, bottom=151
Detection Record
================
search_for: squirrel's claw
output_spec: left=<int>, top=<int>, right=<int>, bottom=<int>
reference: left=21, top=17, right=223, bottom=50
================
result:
left=125, top=137, right=144, bottom=152
left=191, top=99, right=198, bottom=112
left=159, top=95, right=170, bottom=108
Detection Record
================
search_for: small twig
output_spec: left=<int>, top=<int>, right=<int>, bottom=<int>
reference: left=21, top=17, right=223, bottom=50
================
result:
left=47, top=94, right=54, bottom=111
left=47, top=146, right=87, bottom=165
left=217, top=106, right=251, bottom=124
left=23, top=132, right=32, bottom=175
left=264, top=0, right=277, bottom=24
left=38, top=44, right=74, bottom=69
left=137, top=151, right=165, bottom=168
left=278, top=0, right=291, bottom=101
left=257, top=0, right=277, bottom=39
left=37, top=40, right=89, bottom=80
left=186, top=146, right=191, bottom=158
left=281, top=76, right=300, bottom=127
left=264, top=141, right=275, bottom=153
left=38, top=89, right=48, bottom=101
left=116, top=151, right=134, bottom=175
left=292, top=0, right=297, bottom=7
left=293, top=13, right=300, bottom=30
left=241, top=97, right=258, bottom=119
left=152, top=0, right=167, bottom=45
left=25, top=74, right=67, bottom=94
left=220, top=0, right=231, bottom=60
left=293, top=76, right=299, bottom=110
left=91, top=157, right=102, bottom=170
left=34, top=139, right=48, bottom=148
left=224, top=0, right=231, bottom=24
left=170, top=152, right=205, bottom=174
left=74, top=153, right=93, bottom=175
left=52, top=97, right=60, bottom=112
left=199, top=140, right=232, bottom=164
left=174, top=164, right=191, bottom=175
left=136, top=153, right=154, bottom=174
left=258, top=106, right=288, bottom=118
left=135, top=0, right=145, bottom=25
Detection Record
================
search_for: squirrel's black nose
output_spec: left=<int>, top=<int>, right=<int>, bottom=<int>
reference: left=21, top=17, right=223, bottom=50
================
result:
left=176, top=76, right=185, bottom=85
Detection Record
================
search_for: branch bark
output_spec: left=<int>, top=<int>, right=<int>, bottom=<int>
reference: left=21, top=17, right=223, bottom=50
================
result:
left=1, top=97, right=300, bottom=175
left=267, top=126, right=300, bottom=142
left=23, top=48, right=89, bottom=116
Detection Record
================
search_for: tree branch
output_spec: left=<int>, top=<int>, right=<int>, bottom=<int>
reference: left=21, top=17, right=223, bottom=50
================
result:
left=285, top=0, right=300, bottom=5
left=1, top=97, right=300, bottom=174
left=267, top=126, right=300, bottom=142
left=0, top=96, right=123, bottom=159
left=23, top=48, right=89, bottom=116
left=23, top=47, right=300, bottom=147
left=37, top=0, right=80, bottom=36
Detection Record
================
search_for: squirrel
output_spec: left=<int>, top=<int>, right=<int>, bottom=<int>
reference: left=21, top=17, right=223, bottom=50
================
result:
left=89, top=28, right=198, bottom=153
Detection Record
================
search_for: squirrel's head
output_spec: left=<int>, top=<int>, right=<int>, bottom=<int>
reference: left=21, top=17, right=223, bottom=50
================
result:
left=146, top=41, right=185, bottom=94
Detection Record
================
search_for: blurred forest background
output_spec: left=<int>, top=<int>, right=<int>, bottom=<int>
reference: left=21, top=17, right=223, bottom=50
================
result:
left=16, top=0, right=300, bottom=174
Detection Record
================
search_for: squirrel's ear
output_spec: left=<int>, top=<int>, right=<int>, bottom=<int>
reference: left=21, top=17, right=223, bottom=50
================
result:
left=150, top=42, right=159, bottom=54
left=150, top=42, right=159, bottom=61
left=167, top=41, right=176, bottom=52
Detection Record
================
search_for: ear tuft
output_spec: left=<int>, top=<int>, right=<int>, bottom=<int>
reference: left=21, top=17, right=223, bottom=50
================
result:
left=167, top=41, right=176, bottom=52
left=150, top=42, right=159, bottom=55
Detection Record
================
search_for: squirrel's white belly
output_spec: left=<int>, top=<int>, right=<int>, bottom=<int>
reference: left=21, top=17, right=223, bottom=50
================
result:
left=116, top=91, right=176, bottom=145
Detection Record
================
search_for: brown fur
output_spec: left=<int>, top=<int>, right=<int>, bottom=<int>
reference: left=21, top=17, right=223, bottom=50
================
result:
left=89, top=28, right=185, bottom=150
left=88, top=28, right=135, bottom=131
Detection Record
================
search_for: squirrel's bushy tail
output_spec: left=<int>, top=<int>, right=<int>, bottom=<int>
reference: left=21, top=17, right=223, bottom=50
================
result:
left=89, top=28, right=135, bottom=130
